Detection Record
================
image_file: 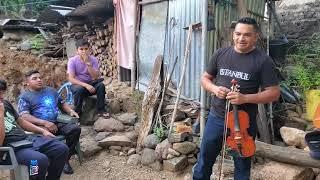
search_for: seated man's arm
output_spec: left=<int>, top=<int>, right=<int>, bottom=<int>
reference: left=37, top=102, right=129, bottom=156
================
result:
left=61, top=103, right=79, bottom=118
left=17, top=117, right=55, bottom=137
left=0, top=102, right=5, bottom=146
left=68, top=73, right=96, bottom=94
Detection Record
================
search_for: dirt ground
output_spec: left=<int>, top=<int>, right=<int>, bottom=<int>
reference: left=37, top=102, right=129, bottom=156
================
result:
left=60, top=151, right=192, bottom=180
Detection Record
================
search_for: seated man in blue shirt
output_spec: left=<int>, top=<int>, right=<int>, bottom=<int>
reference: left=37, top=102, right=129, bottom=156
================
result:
left=0, top=79, right=69, bottom=180
left=18, top=70, right=81, bottom=174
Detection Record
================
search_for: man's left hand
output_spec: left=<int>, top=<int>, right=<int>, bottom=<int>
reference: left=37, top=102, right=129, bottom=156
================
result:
left=226, top=91, right=248, bottom=105
left=70, top=110, right=79, bottom=118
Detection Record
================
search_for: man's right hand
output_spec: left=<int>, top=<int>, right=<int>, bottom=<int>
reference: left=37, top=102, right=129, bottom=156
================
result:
left=85, top=84, right=96, bottom=94
left=213, top=86, right=231, bottom=99
left=42, top=130, right=56, bottom=138
left=43, top=121, right=58, bottom=133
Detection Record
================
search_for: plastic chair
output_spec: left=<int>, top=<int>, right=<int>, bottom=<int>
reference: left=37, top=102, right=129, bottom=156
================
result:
left=57, top=82, right=83, bottom=164
left=57, top=82, right=74, bottom=105
left=0, top=147, right=29, bottom=180
left=56, top=113, right=84, bottom=165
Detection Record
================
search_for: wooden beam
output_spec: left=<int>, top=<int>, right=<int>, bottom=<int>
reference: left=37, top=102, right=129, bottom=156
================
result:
left=138, top=0, right=167, bottom=6
left=255, top=141, right=320, bottom=168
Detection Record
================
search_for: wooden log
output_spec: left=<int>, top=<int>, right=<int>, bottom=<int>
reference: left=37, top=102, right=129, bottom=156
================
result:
left=255, top=141, right=320, bottom=168
left=137, top=55, right=163, bottom=149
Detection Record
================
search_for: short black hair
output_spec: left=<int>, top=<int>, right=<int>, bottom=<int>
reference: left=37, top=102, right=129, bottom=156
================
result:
left=0, top=79, right=7, bottom=91
left=25, top=70, right=40, bottom=79
left=76, top=39, right=89, bottom=48
left=236, top=17, right=259, bottom=32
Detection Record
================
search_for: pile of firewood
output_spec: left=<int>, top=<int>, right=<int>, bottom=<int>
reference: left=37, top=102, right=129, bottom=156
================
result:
left=87, top=18, right=117, bottom=79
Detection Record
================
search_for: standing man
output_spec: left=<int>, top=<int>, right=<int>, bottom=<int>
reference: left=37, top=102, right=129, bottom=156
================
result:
left=0, top=79, right=69, bottom=180
left=67, top=39, right=109, bottom=118
left=193, top=17, right=280, bottom=180
left=18, top=70, right=81, bottom=174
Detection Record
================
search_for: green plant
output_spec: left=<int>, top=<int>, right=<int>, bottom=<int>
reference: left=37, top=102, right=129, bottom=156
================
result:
left=153, top=126, right=165, bottom=141
left=285, top=33, right=320, bottom=93
left=30, top=34, right=45, bottom=50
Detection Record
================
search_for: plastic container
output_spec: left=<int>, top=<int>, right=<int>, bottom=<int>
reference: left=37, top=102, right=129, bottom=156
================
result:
left=269, top=38, right=289, bottom=60
left=306, top=90, right=320, bottom=121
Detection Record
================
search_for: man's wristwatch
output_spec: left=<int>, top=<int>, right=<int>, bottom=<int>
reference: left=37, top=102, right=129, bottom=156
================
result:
left=86, top=62, right=92, bottom=67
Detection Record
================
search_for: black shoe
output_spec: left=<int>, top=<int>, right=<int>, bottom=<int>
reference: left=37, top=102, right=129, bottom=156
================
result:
left=63, top=162, right=74, bottom=174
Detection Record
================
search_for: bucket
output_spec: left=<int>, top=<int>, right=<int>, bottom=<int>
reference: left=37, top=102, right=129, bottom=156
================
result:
left=306, top=90, right=320, bottom=121
left=269, top=38, right=289, bottom=60
left=313, top=104, right=320, bottom=128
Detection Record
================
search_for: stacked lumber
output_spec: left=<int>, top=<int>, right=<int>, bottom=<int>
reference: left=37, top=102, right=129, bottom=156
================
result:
left=87, top=18, right=117, bottom=79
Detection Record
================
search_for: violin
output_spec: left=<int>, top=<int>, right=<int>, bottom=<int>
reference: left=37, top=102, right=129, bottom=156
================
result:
left=226, top=79, right=255, bottom=157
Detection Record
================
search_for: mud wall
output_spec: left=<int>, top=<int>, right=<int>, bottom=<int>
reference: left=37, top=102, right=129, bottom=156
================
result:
left=277, top=0, right=320, bottom=41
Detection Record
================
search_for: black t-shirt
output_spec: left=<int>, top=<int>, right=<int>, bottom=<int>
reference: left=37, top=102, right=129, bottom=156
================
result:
left=206, top=47, right=279, bottom=121
left=3, top=100, right=27, bottom=145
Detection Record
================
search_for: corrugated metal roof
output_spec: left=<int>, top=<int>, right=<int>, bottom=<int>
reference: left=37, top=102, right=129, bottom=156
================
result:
left=67, top=0, right=114, bottom=17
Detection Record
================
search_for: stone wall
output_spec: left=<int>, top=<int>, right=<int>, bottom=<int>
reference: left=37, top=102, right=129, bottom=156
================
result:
left=276, top=0, right=320, bottom=41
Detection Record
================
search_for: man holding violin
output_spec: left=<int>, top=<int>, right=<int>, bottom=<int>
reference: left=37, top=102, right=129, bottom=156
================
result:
left=193, top=17, right=280, bottom=180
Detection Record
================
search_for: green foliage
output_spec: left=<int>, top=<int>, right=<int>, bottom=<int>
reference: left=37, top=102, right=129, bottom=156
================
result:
left=0, top=0, right=52, bottom=18
left=30, top=34, right=45, bottom=50
left=153, top=126, right=165, bottom=141
left=286, top=33, right=320, bottom=92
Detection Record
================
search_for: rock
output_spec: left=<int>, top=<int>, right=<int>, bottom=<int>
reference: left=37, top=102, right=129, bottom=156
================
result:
left=80, top=96, right=98, bottom=125
left=168, top=132, right=190, bottom=143
left=102, top=160, right=110, bottom=169
left=163, top=155, right=188, bottom=172
left=80, top=126, right=95, bottom=138
left=119, top=152, right=125, bottom=156
left=116, top=113, right=137, bottom=125
left=280, top=126, right=307, bottom=149
left=134, top=122, right=142, bottom=132
left=168, top=148, right=180, bottom=156
left=124, top=131, right=138, bottom=141
left=80, top=136, right=103, bottom=157
left=187, top=154, right=194, bottom=158
left=164, top=111, right=186, bottom=124
left=109, top=99, right=121, bottom=114
left=182, top=118, right=193, bottom=126
left=122, top=146, right=131, bottom=152
left=19, top=41, right=32, bottom=51
left=316, top=174, right=320, bottom=180
left=128, top=148, right=136, bottom=156
left=95, top=132, right=112, bottom=141
left=166, top=154, right=175, bottom=160
left=110, top=149, right=119, bottom=156
left=94, top=117, right=125, bottom=132
left=143, top=134, right=161, bottom=149
left=150, top=160, right=163, bottom=171
left=141, top=148, right=157, bottom=166
left=173, top=142, right=197, bottom=155
left=98, top=135, right=132, bottom=148
left=121, top=97, right=137, bottom=113
left=287, top=110, right=300, bottom=118
left=127, top=154, right=141, bottom=166
left=188, top=157, right=197, bottom=165
left=155, top=139, right=172, bottom=160
left=252, top=161, right=315, bottom=180
left=109, top=146, right=122, bottom=151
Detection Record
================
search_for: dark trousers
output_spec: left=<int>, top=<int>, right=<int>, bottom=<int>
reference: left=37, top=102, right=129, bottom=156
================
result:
left=71, top=80, right=106, bottom=114
left=15, top=136, right=69, bottom=180
left=193, top=111, right=256, bottom=180
left=56, top=122, right=81, bottom=159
